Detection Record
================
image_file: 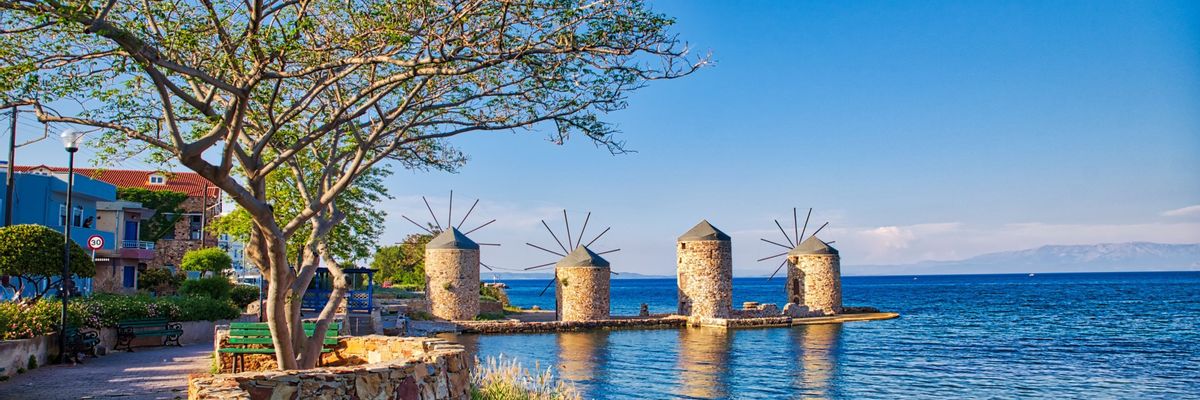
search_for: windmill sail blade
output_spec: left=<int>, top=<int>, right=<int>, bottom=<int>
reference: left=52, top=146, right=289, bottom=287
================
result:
left=480, top=262, right=494, bottom=271
left=767, top=258, right=787, bottom=281
left=542, top=220, right=570, bottom=253
left=526, top=242, right=565, bottom=257
left=477, top=243, right=502, bottom=246
left=464, top=219, right=496, bottom=235
left=563, top=210, right=573, bottom=249
left=808, top=221, right=829, bottom=240
left=539, top=278, right=556, bottom=297
left=523, top=261, right=556, bottom=270
left=457, top=199, right=480, bottom=229
left=585, top=227, right=611, bottom=247
left=577, top=212, right=591, bottom=250
left=793, top=208, right=799, bottom=246
left=775, top=219, right=794, bottom=247
left=800, top=208, right=812, bottom=239
left=402, top=215, right=433, bottom=234
left=610, top=270, right=621, bottom=275
left=757, top=251, right=787, bottom=262
left=760, top=238, right=792, bottom=250
left=596, top=248, right=621, bottom=255
left=422, top=196, right=442, bottom=230
left=447, top=190, right=453, bottom=229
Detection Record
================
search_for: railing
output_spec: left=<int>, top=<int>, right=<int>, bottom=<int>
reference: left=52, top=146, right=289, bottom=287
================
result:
left=121, top=240, right=156, bottom=250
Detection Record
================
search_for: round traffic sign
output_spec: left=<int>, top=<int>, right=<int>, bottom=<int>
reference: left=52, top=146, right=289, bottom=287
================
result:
left=87, top=235, right=105, bottom=250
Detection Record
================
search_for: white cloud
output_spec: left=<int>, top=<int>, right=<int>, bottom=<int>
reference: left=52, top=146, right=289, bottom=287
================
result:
left=1162, top=205, right=1200, bottom=218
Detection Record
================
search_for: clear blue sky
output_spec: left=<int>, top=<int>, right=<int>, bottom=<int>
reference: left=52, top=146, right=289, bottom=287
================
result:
left=7, top=0, right=1199, bottom=275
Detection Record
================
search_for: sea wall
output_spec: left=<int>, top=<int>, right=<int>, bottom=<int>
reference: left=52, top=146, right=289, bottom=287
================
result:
left=425, top=248, right=481, bottom=321
left=190, top=336, right=470, bottom=400
left=457, top=316, right=686, bottom=334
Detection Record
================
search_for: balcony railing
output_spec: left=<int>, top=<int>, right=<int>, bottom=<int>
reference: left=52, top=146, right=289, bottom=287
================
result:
left=121, top=240, right=156, bottom=250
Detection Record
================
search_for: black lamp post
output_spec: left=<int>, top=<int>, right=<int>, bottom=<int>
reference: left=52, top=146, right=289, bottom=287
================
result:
left=59, top=128, right=82, bottom=363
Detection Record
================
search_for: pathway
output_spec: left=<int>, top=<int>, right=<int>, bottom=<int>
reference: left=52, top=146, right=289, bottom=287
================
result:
left=1, top=343, right=213, bottom=400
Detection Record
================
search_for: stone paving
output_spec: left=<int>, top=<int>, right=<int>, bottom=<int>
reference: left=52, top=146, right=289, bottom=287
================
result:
left=1, top=343, right=213, bottom=400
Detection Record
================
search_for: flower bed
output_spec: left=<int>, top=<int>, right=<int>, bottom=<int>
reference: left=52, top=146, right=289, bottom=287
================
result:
left=0, top=294, right=239, bottom=340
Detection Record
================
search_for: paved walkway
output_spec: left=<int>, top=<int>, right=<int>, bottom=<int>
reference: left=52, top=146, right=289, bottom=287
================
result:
left=1, top=343, right=213, bottom=400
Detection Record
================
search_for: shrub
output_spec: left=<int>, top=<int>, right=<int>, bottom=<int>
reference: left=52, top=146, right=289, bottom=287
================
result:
left=0, top=300, right=68, bottom=340
left=179, top=277, right=233, bottom=300
left=27, top=355, right=37, bottom=370
left=472, top=356, right=580, bottom=400
left=0, top=224, right=95, bottom=300
left=479, top=285, right=510, bottom=307
left=181, top=247, right=232, bottom=277
left=407, top=311, right=434, bottom=321
left=473, top=313, right=506, bottom=321
left=394, top=283, right=424, bottom=292
left=230, top=285, right=260, bottom=308
left=138, top=267, right=185, bottom=295
left=0, top=295, right=241, bottom=340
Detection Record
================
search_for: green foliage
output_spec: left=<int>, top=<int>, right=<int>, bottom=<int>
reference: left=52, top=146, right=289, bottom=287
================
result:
left=116, top=188, right=188, bottom=241
left=373, top=287, right=419, bottom=300
left=0, top=224, right=95, bottom=299
left=406, top=311, right=434, bottom=321
left=443, top=282, right=454, bottom=291
left=181, top=248, right=233, bottom=276
left=137, top=267, right=185, bottom=295
left=0, top=294, right=239, bottom=340
left=371, top=232, right=433, bottom=287
left=480, top=285, right=510, bottom=307
left=229, top=284, right=260, bottom=308
left=471, top=356, right=581, bottom=400
left=179, top=277, right=233, bottom=300
left=27, top=355, right=37, bottom=370
left=473, top=313, right=506, bottom=321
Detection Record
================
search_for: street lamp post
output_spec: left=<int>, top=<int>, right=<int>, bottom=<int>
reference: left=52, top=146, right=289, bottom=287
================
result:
left=59, top=128, right=82, bottom=364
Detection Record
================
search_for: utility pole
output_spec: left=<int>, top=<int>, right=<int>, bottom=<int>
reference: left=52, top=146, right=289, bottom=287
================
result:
left=4, top=106, right=16, bottom=226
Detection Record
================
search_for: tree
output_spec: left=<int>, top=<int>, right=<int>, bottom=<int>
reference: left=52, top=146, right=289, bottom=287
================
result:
left=371, top=232, right=434, bottom=287
left=0, top=224, right=95, bottom=301
left=181, top=247, right=233, bottom=277
left=116, top=187, right=188, bottom=241
left=2, top=0, right=704, bottom=370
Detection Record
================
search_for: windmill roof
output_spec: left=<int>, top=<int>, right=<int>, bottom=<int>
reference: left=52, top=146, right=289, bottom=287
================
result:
left=556, top=245, right=610, bottom=268
left=426, top=228, right=479, bottom=250
left=678, top=219, right=730, bottom=241
left=789, top=236, right=838, bottom=255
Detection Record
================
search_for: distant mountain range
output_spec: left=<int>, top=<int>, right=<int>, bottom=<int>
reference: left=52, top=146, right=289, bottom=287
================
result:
left=844, top=242, right=1200, bottom=276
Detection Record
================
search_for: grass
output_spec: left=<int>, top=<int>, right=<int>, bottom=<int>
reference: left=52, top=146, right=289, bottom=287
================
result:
left=407, top=311, right=435, bottom=321
left=473, top=312, right=507, bottom=321
left=472, top=356, right=580, bottom=400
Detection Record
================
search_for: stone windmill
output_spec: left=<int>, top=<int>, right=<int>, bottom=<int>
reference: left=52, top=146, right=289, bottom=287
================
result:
left=676, top=220, right=733, bottom=318
left=401, top=191, right=500, bottom=321
left=758, top=208, right=842, bottom=316
left=523, top=210, right=619, bottom=321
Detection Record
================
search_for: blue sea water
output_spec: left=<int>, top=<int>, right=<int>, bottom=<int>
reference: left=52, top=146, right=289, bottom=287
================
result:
left=442, top=272, right=1200, bottom=399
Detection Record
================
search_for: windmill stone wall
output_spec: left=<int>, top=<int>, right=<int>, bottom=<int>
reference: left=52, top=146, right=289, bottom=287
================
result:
left=555, top=246, right=611, bottom=321
left=676, top=220, right=733, bottom=318
left=787, top=236, right=842, bottom=316
left=424, top=228, right=481, bottom=321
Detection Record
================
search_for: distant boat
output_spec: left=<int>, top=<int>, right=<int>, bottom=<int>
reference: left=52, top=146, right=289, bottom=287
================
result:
left=1029, top=273, right=1035, bottom=277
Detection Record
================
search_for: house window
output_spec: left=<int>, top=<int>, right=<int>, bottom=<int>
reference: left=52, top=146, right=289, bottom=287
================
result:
left=73, top=205, right=83, bottom=227
left=148, top=174, right=165, bottom=185
left=59, top=204, right=67, bottom=226
left=189, top=215, right=203, bottom=240
left=122, top=266, right=136, bottom=288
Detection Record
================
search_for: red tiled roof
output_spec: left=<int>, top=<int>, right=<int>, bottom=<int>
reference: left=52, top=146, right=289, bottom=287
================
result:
left=14, top=165, right=221, bottom=199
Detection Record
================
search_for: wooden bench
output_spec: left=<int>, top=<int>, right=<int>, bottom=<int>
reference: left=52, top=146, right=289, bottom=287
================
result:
left=219, top=322, right=340, bottom=372
left=116, top=318, right=183, bottom=351
left=64, top=326, right=100, bottom=362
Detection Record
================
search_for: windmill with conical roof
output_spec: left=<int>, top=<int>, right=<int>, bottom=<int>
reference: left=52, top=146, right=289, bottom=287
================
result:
left=522, top=210, right=619, bottom=321
left=676, top=219, right=733, bottom=318
left=401, top=191, right=499, bottom=321
left=757, top=208, right=842, bottom=316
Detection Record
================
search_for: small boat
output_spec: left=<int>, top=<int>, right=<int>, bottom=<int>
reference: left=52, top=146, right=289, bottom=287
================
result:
left=1029, top=273, right=1035, bottom=277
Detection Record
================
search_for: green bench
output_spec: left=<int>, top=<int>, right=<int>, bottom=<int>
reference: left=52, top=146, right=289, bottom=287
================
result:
left=219, top=322, right=340, bottom=372
left=116, top=318, right=183, bottom=351
left=65, top=326, right=100, bottom=362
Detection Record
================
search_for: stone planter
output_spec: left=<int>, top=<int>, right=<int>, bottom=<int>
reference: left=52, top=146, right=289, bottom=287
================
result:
left=0, top=334, right=57, bottom=378
left=191, top=336, right=470, bottom=400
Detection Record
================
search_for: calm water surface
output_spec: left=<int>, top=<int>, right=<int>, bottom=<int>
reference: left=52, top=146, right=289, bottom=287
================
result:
left=442, top=272, right=1200, bottom=399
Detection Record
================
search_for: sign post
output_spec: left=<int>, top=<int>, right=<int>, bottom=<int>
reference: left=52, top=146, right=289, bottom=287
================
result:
left=87, top=234, right=105, bottom=261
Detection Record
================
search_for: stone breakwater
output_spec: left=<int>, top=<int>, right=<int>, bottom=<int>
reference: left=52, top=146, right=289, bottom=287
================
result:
left=454, top=312, right=898, bottom=334
left=190, top=336, right=470, bottom=400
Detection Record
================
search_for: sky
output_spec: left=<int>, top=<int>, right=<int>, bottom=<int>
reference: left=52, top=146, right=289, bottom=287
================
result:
left=5, top=1, right=1199, bottom=276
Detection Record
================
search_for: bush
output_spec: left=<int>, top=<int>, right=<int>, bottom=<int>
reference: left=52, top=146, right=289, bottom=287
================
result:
left=138, top=267, right=185, bottom=295
left=473, top=313, right=506, bottom=321
left=0, top=294, right=239, bottom=340
left=27, top=355, right=37, bottom=370
left=0, top=224, right=95, bottom=299
left=179, top=277, right=233, bottom=300
left=407, top=311, right=434, bottom=321
left=472, top=356, right=580, bottom=400
left=230, top=285, right=260, bottom=308
left=181, top=247, right=233, bottom=277
left=0, top=300, right=66, bottom=340
left=479, top=285, right=510, bottom=307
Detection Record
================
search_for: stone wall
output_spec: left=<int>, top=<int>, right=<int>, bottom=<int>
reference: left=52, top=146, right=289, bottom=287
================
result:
left=151, top=196, right=221, bottom=270
left=97, top=319, right=231, bottom=353
left=555, top=266, right=610, bottom=321
left=457, top=316, right=686, bottom=334
left=191, top=336, right=470, bottom=400
left=0, top=334, right=57, bottom=378
left=789, top=254, right=842, bottom=315
left=676, top=240, right=732, bottom=318
left=424, top=248, right=480, bottom=321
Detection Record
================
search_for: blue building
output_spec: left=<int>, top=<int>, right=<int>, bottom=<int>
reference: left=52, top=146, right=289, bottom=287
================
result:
left=0, top=169, right=118, bottom=299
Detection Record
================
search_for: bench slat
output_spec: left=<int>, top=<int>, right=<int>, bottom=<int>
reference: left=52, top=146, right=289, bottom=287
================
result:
left=228, top=337, right=337, bottom=345
left=219, top=348, right=332, bottom=354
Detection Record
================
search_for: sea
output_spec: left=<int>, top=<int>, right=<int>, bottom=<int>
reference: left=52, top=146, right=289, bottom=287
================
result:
left=439, top=271, right=1200, bottom=399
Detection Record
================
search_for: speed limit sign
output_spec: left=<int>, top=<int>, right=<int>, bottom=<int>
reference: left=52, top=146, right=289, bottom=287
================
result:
left=87, top=235, right=105, bottom=250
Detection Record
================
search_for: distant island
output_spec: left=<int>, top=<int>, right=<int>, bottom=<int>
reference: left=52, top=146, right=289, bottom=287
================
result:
left=842, top=242, right=1200, bottom=276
